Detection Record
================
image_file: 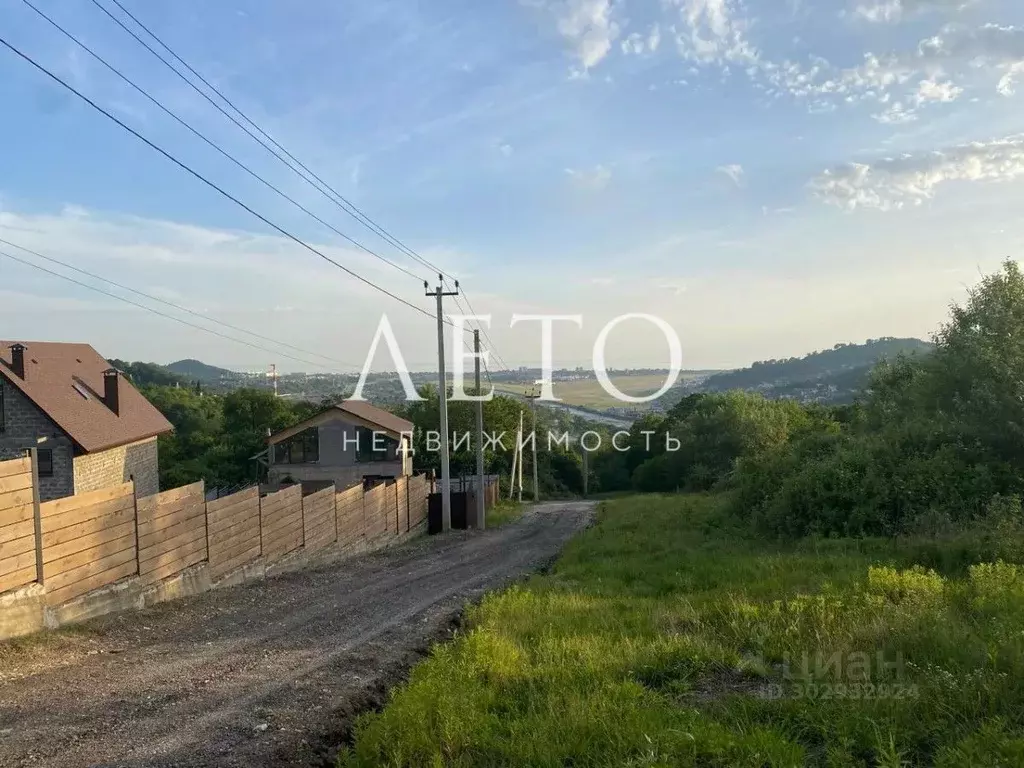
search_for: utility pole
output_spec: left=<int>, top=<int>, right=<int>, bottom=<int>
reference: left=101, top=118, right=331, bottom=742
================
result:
left=267, top=364, right=279, bottom=397
left=473, top=330, right=485, bottom=529
left=516, top=409, right=524, bottom=503
left=525, top=387, right=540, bottom=502
left=508, top=420, right=519, bottom=501
left=426, top=275, right=460, bottom=532
left=582, top=441, right=589, bottom=497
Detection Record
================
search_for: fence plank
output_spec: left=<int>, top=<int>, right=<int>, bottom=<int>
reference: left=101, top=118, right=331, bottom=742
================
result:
left=209, top=526, right=261, bottom=557
left=140, top=544, right=207, bottom=585
left=139, top=532, right=206, bottom=576
left=0, top=457, right=30, bottom=479
left=0, top=519, right=34, bottom=547
left=0, top=472, right=32, bottom=495
left=207, top=486, right=258, bottom=514
left=44, top=532, right=136, bottom=582
left=0, top=549, right=37, bottom=579
left=42, top=521, right=135, bottom=565
left=39, top=483, right=134, bottom=519
left=0, top=489, right=35, bottom=514
left=138, top=523, right=206, bottom=566
left=137, top=508, right=205, bottom=550
left=41, top=494, right=135, bottom=534
left=0, top=565, right=36, bottom=594
left=46, top=558, right=137, bottom=606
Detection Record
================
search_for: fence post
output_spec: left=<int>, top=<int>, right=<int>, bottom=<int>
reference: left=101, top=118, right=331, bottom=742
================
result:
left=331, top=485, right=339, bottom=544
left=131, top=478, right=140, bottom=576
left=200, top=480, right=210, bottom=566
left=258, top=490, right=265, bottom=557
left=27, top=448, right=44, bottom=587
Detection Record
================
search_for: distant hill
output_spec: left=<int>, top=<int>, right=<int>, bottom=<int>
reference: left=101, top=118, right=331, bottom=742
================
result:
left=166, top=359, right=238, bottom=382
left=697, top=337, right=934, bottom=404
left=108, top=359, right=190, bottom=388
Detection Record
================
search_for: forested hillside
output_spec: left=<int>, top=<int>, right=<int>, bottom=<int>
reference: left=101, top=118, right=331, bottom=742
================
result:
left=166, top=358, right=239, bottom=382
left=696, top=337, right=932, bottom=403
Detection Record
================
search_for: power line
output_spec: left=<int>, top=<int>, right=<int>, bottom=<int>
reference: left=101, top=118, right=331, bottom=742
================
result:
left=89, top=0, right=510, bottom=364
left=0, top=236, right=362, bottom=369
left=454, top=291, right=511, bottom=372
left=18, top=0, right=425, bottom=285
left=0, top=247, right=350, bottom=373
left=0, top=34, right=451, bottom=327
left=90, top=0, right=447, bottom=281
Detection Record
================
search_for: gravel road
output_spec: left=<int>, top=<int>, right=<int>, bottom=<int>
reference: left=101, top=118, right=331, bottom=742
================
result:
left=0, top=500, right=594, bottom=768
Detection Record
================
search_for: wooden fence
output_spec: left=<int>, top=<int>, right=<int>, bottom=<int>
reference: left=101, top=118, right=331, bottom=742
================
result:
left=137, top=482, right=206, bottom=585
left=0, top=454, right=451, bottom=610
left=0, top=457, right=37, bottom=595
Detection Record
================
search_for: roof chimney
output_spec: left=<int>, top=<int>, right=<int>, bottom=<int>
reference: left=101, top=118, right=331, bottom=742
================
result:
left=103, top=368, right=120, bottom=416
left=8, top=344, right=26, bottom=380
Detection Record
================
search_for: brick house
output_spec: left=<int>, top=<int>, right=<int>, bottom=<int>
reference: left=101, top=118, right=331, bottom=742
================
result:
left=267, top=400, right=413, bottom=492
left=0, top=341, right=173, bottom=501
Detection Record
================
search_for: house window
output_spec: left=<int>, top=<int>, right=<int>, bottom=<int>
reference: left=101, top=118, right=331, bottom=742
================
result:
left=0, top=384, right=5, bottom=433
left=37, top=449, right=53, bottom=478
left=273, top=428, right=319, bottom=464
left=356, top=427, right=395, bottom=463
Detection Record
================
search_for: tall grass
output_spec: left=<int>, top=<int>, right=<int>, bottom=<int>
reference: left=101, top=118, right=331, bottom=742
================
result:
left=339, top=495, right=1024, bottom=767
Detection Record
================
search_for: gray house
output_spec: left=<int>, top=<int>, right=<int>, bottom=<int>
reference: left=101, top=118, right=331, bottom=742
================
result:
left=266, top=400, right=413, bottom=492
left=0, top=341, right=174, bottom=501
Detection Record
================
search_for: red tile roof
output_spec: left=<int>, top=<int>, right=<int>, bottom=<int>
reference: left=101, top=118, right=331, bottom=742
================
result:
left=0, top=341, right=173, bottom=453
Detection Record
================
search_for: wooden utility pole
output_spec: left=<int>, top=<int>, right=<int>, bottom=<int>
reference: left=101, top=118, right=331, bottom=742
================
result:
left=426, top=276, right=460, bottom=532
left=473, top=329, right=485, bottom=529
left=525, top=387, right=540, bottom=502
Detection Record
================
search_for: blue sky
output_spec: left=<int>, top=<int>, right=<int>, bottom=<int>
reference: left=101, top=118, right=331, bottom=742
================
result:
left=2, top=0, right=1024, bottom=372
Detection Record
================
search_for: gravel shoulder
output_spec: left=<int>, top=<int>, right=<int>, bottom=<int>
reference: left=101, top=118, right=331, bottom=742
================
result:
left=0, top=500, right=594, bottom=768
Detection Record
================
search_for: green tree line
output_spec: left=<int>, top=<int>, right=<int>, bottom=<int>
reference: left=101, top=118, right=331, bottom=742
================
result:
left=591, top=260, right=1024, bottom=540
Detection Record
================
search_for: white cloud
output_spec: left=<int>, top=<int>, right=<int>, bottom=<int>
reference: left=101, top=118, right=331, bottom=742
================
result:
left=811, top=136, right=1024, bottom=211
left=914, top=75, right=963, bottom=104
left=852, top=0, right=975, bottom=24
left=717, top=164, right=745, bottom=185
left=756, top=22, right=1017, bottom=117
left=621, top=24, right=662, bottom=55
left=667, top=0, right=758, bottom=66
left=537, top=0, right=620, bottom=70
left=566, top=164, right=613, bottom=190
left=499, top=143, right=514, bottom=156
left=998, top=62, right=1024, bottom=95
left=872, top=75, right=962, bottom=123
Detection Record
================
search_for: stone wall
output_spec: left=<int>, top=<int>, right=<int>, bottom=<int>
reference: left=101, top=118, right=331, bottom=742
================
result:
left=73, top=436, right=160, bottom=498
left=0, top=375, right=75, bottom=500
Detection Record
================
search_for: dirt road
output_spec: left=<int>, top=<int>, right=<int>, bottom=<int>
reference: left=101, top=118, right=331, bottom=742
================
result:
left=0, top=501, right=593, bottom=768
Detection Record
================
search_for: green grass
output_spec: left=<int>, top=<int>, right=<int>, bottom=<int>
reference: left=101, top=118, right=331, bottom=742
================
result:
left=486, top=500, right=525, bottom=528
left=339, top=494, right=1024, bottom=767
